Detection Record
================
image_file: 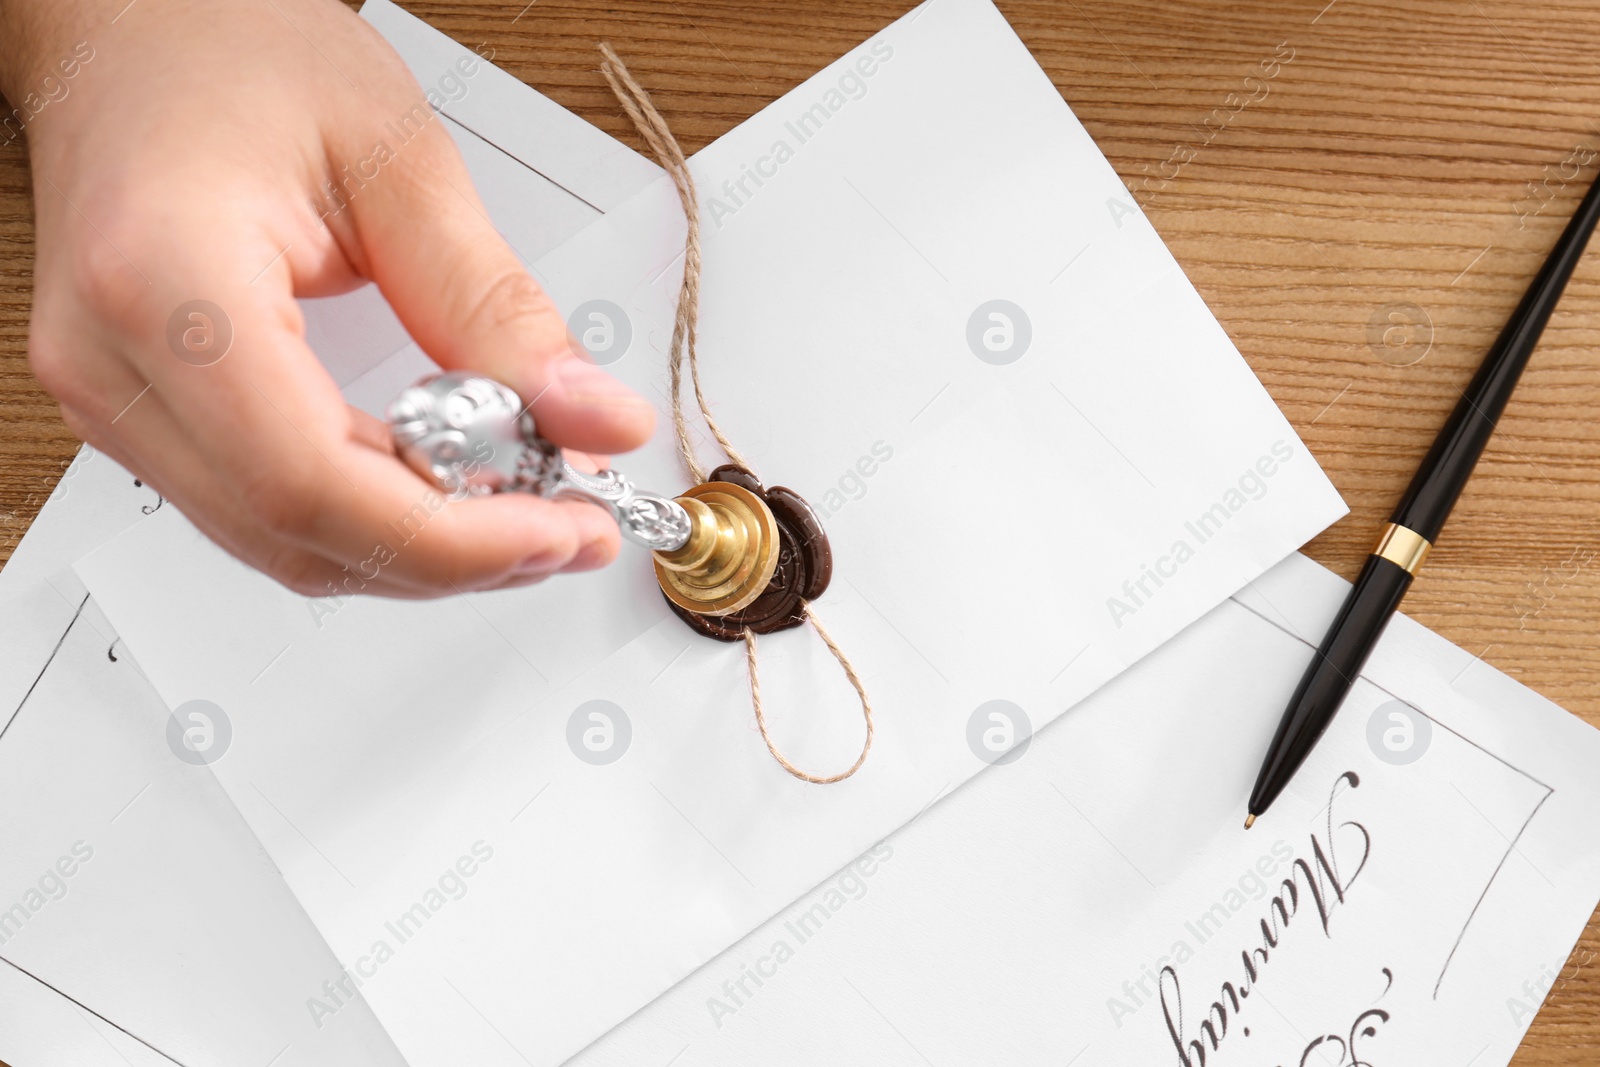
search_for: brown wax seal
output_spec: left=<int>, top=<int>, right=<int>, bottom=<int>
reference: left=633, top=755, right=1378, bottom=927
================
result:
left=667, top=464, right=833, bottom=641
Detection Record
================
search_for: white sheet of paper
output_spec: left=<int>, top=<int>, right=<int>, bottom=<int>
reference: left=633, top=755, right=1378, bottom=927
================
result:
left=0, top=590, right=408, bottom=1067
left=0, top=4, right=657, bottom=1063
left=563, top=553, right=1600, bottom=1067
left=75, top=2, right=1348, bottom=1065
left=0, top=952, right=176, bottom=1067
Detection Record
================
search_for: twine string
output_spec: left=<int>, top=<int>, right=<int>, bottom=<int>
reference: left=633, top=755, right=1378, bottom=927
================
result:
left=598, top=44, right=874, bottom=783
left=744, top=603, right=875, bottom=784
left=598, top=43, right=751, bottom=484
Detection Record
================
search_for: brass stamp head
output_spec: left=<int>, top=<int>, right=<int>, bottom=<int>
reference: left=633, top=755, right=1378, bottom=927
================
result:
left=653, top=481, right=780, bottom=617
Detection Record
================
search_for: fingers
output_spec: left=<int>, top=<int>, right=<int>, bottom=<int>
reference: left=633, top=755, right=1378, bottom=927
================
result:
left=196, top=333, right=623, bottom=593
left=296, top=429, right=625, bottom=587
left=57, top=393, right=414, bottom=599
left=337, top=115, right=656, bottom=455
left=346, top=403, right=395, bottom=456
left=54, top=216, right=620, bottom=596
left=18, top=3, right=649, bottom=602
left=67, top=347, right=619, bottom=596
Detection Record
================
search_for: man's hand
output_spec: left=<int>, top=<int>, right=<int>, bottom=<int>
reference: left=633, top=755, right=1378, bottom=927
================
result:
left=0, top=0, right=655, bottom=597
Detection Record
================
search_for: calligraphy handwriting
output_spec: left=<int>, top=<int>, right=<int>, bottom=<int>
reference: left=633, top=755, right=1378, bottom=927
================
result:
left=1160, top=771, right=1372, bottom=1066
left=1291, top=1006, right=1390, bottom=1067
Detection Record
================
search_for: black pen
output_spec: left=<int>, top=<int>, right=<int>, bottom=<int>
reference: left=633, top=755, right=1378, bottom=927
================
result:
left=1245, top=166, right=1600, bottom=828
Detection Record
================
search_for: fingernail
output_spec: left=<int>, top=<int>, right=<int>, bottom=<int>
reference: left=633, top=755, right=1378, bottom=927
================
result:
left=557, top=359, right=647, bottom=406
left=563, top=536, right=615, bottom=573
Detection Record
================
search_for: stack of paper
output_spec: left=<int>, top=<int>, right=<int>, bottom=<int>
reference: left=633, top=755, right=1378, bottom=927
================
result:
left=3, top=3, right=1598, bottom=1066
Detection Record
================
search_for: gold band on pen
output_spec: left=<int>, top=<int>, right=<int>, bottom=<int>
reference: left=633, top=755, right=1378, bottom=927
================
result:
left=1372, top=522, right=1432, bottom=576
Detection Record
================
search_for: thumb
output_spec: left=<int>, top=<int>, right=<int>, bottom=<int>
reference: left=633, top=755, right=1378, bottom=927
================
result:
left=343, top=121, right=655, bottom=455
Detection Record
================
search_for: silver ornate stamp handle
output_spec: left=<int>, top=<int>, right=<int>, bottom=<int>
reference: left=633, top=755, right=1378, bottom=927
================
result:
left=385, top=372, right=693, bottom=553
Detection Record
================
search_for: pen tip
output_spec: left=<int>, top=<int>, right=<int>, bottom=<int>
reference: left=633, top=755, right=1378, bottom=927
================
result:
left=1244, top=814, right=1256, bottom=830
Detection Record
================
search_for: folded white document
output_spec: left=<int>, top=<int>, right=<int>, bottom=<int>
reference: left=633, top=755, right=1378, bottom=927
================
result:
left=76, top=2, right=1351, bottom=1065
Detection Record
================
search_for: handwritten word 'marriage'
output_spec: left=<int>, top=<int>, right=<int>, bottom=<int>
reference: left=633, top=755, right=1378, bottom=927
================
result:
left=1158, top=771, right=1372, bottom=1066
left=1108, top=839, right=1295, bottom=1029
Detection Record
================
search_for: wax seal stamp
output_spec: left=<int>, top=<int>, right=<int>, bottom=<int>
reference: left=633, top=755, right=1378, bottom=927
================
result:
left=374, top=47, right=875, bottom=785
left=662, top=465, right=833, bottom=642
left=385, top=375, right=791, bottom=618
left=387, top=373, right=694, bottom=552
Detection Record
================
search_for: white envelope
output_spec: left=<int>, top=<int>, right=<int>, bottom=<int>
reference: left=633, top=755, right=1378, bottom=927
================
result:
left=75, top=2, right=1347, bottom=1066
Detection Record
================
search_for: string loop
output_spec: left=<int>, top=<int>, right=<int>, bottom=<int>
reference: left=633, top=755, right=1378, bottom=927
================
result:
left=743, top=604, right=875, bottom=784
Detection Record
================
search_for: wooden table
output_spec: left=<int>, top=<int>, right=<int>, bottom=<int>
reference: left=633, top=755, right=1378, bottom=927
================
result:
left=2, top=0, right=1598, bottom=1061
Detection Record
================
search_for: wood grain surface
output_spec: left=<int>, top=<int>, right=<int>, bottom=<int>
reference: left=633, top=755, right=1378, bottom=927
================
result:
left=3, top=0, right=1599, bottom=1062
